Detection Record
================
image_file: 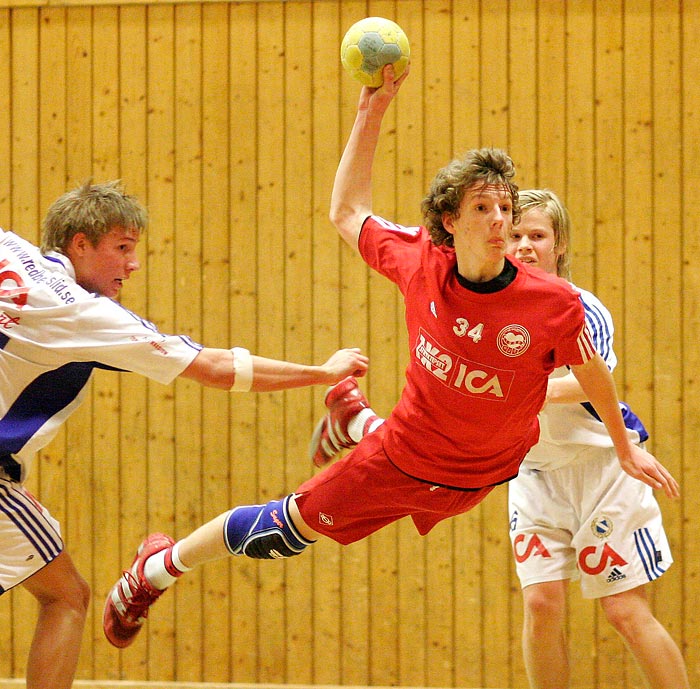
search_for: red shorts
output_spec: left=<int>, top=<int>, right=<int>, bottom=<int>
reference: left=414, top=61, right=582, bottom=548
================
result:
left=295, top=428, right=494, bottom=545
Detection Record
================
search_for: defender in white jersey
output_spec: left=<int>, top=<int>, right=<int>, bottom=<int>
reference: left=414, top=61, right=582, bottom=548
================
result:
left=506, top=190, right=688, bottom=689
left=0, top=180, right=368, bottom=689
left=307, top=188, right=689, bottom=689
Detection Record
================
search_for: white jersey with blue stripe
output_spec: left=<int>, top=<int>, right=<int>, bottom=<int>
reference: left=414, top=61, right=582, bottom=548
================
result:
left=523, top=284, right=647, bottom=470
left=0, top=229, right=202, bottom=481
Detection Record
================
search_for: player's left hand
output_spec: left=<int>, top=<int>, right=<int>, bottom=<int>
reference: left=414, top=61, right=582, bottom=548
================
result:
left=322, top=347, right=369, bottom=382
left=618, top=444, right=680, bottom=499
left=358, top=62, right=411, bottom=113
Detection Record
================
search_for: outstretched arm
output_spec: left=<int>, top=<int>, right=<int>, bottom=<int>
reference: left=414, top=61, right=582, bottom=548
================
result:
left=329, top=63, right=410, bottom=252
left=570, top=353, right=679, bottom=498
left=179, top=346, right=368, bottom=392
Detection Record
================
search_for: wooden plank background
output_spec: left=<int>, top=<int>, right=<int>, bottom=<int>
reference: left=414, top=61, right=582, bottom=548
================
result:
left=0, top=1, right=696, bottom=688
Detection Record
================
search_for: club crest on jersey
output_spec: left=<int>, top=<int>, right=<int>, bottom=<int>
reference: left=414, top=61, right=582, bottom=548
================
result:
left=497, top=324, right=530, bottom=357
left=414, top=328, right=514, bottom=400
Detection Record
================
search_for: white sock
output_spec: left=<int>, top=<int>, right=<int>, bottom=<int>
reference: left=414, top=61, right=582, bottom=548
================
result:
left=366, top=418, right=384, bottom=434
left=144, top=541, right=191, bottom=590
left=348, top=409, right=383, bottom=442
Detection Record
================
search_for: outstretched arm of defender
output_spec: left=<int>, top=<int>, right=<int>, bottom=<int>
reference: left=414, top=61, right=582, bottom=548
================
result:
left=180, top=346, right=368, bottom=392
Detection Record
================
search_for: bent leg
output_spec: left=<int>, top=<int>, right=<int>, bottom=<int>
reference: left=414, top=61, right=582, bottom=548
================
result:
left=104, top=494, right=322, bottom=648
left=22, top=551, right=90, bottom=689
left=177, top=494, right=322, bottom=568
left=600, top=585, right=689, bottom=689
left=521, top=580, right=570, bottom=689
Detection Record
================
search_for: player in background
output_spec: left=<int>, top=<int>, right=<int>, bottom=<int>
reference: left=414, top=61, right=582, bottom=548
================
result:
left=308, top=188, right=689, bottom=689
left=506, top=190, right=688, bottom=689
left=103, top=65, right=678, bottom=652
left=0, top=180, right=368, bottom=689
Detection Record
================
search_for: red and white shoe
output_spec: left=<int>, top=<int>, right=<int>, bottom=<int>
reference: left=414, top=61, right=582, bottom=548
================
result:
left=102, top=533, right=175, bottom=648
left=309, top=376, right=371, bottom=467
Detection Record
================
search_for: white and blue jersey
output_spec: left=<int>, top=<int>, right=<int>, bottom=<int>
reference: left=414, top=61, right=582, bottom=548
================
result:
left=522, top=285, right=647, bottom=471
left=0, top=229, right=202, bottom=483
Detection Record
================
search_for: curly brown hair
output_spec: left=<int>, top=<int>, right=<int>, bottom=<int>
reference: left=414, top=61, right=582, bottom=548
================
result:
left=421, top=148, right=520, bottom=247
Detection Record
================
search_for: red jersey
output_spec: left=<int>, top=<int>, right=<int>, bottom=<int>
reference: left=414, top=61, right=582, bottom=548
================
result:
left=359, top=215, right=595, bottom=489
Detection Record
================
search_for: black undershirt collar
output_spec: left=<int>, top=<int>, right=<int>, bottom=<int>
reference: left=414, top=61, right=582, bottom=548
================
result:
left=455, top=256, right=518, bottom=293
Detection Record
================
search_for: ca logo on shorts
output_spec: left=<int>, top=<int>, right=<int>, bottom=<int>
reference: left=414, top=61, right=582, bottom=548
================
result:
left=513, top=534, right=551, bottom=563
left=579, top=543, right=627, bottom=575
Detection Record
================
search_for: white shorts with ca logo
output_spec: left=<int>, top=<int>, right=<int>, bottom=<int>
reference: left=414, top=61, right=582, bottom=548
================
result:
left=508, top=447, right=672, bottom=599
left=0, top=478, right=63, bottom=593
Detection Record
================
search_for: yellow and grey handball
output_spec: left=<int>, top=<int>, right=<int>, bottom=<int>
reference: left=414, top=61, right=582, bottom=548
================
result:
left=341, top=17, right=410, bottom=88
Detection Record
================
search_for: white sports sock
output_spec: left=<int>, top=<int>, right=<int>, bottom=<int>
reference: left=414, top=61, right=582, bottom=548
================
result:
left=144, top=541, right=191, bottom=590
left=366, top=418, right=384, bottom=434
left=348, top=408, right=382, bottom=442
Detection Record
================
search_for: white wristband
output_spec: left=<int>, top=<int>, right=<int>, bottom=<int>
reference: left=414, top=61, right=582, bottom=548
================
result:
left=230, top=347, right=253, bottom=392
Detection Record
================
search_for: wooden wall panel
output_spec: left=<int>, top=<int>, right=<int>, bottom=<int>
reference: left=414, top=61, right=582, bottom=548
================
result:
left=564, top=1, right=595, bottom=287
left=681, top=3, right=700, bottom=685
left=0, top=2, right=695, bottom=689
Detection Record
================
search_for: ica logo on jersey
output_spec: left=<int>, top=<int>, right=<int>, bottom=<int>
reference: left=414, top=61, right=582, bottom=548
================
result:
left=414, top=328, right=515, bottom=400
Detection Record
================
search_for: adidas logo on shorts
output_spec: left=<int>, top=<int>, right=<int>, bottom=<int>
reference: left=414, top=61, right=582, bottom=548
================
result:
left=606, top=567, right=627, bottom=583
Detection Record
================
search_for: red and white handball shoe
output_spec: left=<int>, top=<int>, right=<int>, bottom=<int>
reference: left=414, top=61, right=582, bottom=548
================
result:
left=308, top=376, right=371, bottom=467
left=102, top=532, right=175, bottom=648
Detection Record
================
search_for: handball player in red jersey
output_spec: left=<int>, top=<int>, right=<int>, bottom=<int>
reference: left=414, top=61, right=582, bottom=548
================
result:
left=104, top=65, right=679, bottom=649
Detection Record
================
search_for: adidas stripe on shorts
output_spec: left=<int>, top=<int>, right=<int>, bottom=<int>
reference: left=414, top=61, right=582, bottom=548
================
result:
left=0, top=478, right=63, bottom=594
